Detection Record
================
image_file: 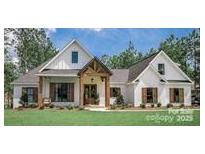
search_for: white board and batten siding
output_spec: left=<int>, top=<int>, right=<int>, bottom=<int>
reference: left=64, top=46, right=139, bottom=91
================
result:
left=151, top=52, right=188, bottom=80
left=46, top=42, right=92, bottom=70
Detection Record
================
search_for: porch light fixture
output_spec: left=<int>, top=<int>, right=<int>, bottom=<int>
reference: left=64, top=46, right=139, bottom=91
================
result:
left=101, top=77, right=104, bottom=82
left=91, top=78, right=94, bottom=82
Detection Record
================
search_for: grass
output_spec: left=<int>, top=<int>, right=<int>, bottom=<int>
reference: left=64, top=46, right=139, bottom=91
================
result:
left=4, top=109, right=200, bottom=126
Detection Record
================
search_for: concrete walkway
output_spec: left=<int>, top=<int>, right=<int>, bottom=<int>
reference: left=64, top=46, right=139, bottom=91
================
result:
left=84, top=107, right=200, bottom=112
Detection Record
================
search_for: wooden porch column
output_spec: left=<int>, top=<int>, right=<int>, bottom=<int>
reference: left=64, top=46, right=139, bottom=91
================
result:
left=105, top=76, right=110, bottom=108
left=38, top=76, right=43, bottom=107
left=79, top=74, right=84, bottom=106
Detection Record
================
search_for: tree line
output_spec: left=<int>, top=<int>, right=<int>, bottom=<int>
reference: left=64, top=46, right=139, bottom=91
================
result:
left=4, top=28, right=58, bottom=107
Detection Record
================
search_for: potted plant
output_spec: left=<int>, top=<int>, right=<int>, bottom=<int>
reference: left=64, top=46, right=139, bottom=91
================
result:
left=94, top=93, right=100, bottom=105
left=157, top=102, right=162, bottom=107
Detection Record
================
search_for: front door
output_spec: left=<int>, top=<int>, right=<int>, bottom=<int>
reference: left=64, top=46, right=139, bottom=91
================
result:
left=84, top=84, right=97, bottom=105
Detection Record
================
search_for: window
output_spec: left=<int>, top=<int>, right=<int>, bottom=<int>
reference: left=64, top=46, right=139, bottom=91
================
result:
left=158, top=63, right=165, bottom=75
left=170, top=88, right=184, bottom=103
left=142, top=88, right=158, bottom=103
left=110, top=88, right=121, bottom=97
left=147, top=88, right=153, bottom=103
left=50, top=83, right=74, bottom=102
left=22, top=87, right=38, bottom=103
left=72, top=51, right=78, bottom=63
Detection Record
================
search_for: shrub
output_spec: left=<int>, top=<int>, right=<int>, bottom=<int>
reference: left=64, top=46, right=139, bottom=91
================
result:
left=49, top=104, right=54, bottom=108
left=115, top=94, right=125, bottom=105
left=157, top=102, right=162, bottom=108
left=110, top=104, right=116, bottom=110
left=39, top=105, right=44, bottom=110
left=151, top=103, right=155, bottom=108
left=128, top=103, right=134, bottom=108
left=58, top=106, right=64, bottom=110
left=16, top=106, right=23, bottom=111
left=120, top=105, right=125, bottom=110
left=140, top=103, right=146, bottom=108
left=167, top=103, right=173, bottom=108
left=74, top=105, right=79, bottom=109
left=28, top=103, right=38, bottom=108
left=78, top=106, right=84, bottom=110
left=179, top=103, right=185, bottom=108
left=66, top=105, right=73, bottom=110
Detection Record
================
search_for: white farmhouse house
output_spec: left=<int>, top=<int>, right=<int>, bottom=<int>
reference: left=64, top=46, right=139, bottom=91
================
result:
left=12, top=39, right=192, bottom=108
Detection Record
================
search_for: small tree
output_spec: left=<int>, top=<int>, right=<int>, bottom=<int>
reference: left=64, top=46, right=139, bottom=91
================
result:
left=19, top=91, right=28, bottom=107
left=115, top=94, right=124, bottom=105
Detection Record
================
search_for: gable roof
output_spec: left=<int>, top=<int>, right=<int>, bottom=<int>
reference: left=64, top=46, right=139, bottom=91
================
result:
left=78, top=57, right=112, bottom=75
left=128, top=52, right=159, bottom=82
left=39, top=39, right=94, bottom=72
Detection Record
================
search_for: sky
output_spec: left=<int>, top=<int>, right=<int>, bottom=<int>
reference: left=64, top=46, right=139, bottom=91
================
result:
left=47, top=28, right=196, bottom=57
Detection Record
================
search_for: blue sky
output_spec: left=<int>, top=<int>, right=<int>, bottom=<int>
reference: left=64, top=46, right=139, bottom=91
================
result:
left=47, top=28, right=196, bottom=57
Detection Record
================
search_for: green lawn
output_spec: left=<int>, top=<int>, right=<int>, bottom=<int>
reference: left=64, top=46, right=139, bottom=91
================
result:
left=4, top=109, right=200, bottom=126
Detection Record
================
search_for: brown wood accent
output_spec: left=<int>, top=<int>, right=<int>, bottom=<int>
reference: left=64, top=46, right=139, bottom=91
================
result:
left=79, top=74, right=84, bottom=106
left=50, top=83, right=55, bottom=102
left=38, top=76, right=43, bottom=107
left=79, top=58, right=112, bottom=107
left=153, top=88, right=158, bottom=103
left=33, top=88, right=38, bottom=102
left=68, top=83, right=74, bottom=102
left=142, top=88, right=147, bottom=103
left=105, top=76, right=110, bottom=107
left=169, top=88, right=174, bottom=103
left=179, top=88, right=184, bottom=103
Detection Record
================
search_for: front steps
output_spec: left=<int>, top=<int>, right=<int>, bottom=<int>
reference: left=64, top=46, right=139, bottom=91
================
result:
left=84, top=105, right=108, bottom=111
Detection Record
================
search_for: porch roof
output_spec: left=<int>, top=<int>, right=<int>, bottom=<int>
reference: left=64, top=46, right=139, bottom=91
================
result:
left=36, top=69, right=80, bottom=76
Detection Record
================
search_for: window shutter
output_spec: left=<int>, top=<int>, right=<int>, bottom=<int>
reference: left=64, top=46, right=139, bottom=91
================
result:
left=33, top=88, right=38, bottom=102
left=142, top=88, right=147, bottom=103
left=169, top=88, right=174, bottom=103
left=179, top=88, right=184, bottom=103
left=110, top=88, right=113, bottom=97
left=68, top=83, right=74, bottom=102
left=71, top=83, right=74, bottom=102
left=153, top=88, right=158, bottom=103
left=50, top=83, right=55, bottom=102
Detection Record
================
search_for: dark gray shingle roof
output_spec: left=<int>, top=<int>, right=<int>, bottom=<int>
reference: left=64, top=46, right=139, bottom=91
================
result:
left=12, top=62, right=47, bottom=84
left=110, top=69, right=129, bottom=82
left=128, top=52, right=159, bottom=82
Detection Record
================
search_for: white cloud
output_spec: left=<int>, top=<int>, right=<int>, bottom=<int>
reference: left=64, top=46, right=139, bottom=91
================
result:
left=89, top=28, right=103, bottom=32
left=45, top=28, right=57, bottom=36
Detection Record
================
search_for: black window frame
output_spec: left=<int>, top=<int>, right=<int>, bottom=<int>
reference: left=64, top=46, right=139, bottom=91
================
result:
left=110, top=87, right=121, bottom=97
left=72, top=51, right=78, bottom=63
left=158, top=63, right=165, bottom=75
left=22, top=87, right=38, bottom=103
left=55, top=83, right=68, bottom=102
left=146, top=88, right=153, bottom=103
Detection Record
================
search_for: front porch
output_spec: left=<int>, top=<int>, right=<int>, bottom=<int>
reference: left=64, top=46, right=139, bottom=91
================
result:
left=37, top=57, right=112, bottom=108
